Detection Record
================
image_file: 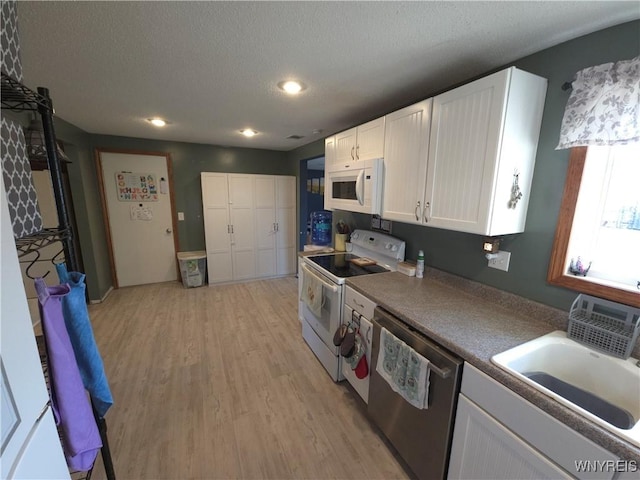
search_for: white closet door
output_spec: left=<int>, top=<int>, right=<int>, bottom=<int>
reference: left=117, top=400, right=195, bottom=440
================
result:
left=228, top=175, right=256, bottom=280
left=201, top=173, right=233, bottom=283
left=276, top=176, right=296, bottom=275
left=254, top=176, right=276, bottom=278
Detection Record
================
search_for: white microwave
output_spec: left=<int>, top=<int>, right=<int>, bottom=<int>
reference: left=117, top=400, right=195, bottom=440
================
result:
left=324, top=158, right=383, bottom=215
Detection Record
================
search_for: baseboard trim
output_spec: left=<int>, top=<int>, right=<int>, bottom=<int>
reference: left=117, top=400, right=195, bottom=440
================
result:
left=90, top=285, right=114, bottom=304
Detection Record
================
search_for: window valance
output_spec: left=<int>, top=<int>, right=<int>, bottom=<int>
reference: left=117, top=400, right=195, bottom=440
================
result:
left=557, top=56, right=639, bottom=149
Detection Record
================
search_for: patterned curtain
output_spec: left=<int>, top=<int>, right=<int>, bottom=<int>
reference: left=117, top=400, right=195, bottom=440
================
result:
left=556, top=56, right=640, bottom=149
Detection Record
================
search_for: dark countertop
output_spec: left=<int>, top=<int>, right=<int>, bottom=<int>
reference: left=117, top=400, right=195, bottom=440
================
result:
left=346, top=269, right=640, bottom=462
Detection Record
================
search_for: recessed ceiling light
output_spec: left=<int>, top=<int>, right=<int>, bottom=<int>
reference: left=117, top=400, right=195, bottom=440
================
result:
left=278, top=80, right=306, bottom=95
left=147, top=118, right=167, bottom=127
left=240, top=129, right=258, bottom=137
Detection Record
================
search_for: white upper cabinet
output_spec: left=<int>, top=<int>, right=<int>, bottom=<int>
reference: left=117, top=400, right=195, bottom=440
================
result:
left=424, top=67, right=547, bottom=236
left=324, top=136, right=336, bottom=167
left=382, top=99, right=432, bottom=224
left=330, top=116, right=385, bottom=168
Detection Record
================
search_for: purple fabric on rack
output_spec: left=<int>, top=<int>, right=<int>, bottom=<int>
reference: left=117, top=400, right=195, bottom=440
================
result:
left=35, top=277, right=102, bottom=472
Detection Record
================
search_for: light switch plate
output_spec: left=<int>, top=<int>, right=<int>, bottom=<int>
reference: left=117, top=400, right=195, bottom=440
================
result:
left=178, top=212, right=184, bottom=221
left=488, top=250, right=511, bottom=272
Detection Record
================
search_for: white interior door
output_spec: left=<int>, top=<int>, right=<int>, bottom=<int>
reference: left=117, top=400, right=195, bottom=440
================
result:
left=99, top=151, right=177, bottom=287
left=1, top=183, right=69, bottom=479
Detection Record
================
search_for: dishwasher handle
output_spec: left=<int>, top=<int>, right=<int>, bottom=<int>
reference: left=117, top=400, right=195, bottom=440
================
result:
left=426, top=361, right=451, bottom=379
left=373, top=307, right=461, bottom=380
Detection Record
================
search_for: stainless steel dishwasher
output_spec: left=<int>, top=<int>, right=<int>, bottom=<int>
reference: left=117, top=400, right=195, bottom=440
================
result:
left=368, top=306, right=463, bottom=480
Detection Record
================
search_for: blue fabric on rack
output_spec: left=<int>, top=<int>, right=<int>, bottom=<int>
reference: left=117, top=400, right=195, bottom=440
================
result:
left=36, top=277, right=102, bottom=471
left=56, top=262, right=113, bottom=418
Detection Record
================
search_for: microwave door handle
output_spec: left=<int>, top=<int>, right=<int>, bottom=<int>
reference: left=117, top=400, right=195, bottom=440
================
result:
left=355, top=170, right=365, bottom=205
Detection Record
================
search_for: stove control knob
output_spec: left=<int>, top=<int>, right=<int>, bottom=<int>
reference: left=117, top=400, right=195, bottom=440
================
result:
left=385, top=243, right=391, bottom=250
left=391, top=245, right=398, bottom=252
left=352, top=232, right=359, bottom=240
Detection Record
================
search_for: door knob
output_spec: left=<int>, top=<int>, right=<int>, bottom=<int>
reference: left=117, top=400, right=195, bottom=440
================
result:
left=166, top=228, right=172, bottom=234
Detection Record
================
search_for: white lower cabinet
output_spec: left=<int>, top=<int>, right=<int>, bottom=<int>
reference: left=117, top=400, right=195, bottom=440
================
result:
left=450, top=396, right=571, bottom=479
left=448, top=364, right=619, bottom=480
left=201, top=172, right=296, bottom=284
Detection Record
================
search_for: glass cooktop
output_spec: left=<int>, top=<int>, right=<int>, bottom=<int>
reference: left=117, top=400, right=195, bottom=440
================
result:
left=308, top=253, right=390, bottom=278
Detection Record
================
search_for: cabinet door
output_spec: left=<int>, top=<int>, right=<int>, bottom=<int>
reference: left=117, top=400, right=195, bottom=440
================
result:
left=228, top=175, right=256, bottom=280
left=425, top=69, right=509, bottom=234
left=382, top=99, right=432, bottom=224
left=335, top=127, right=357, bottom=166
left=448, top=395, right=571, bottom=480
left=275, top=176, right=296, bottom=275
left=254, top=176, right=277, bottom=278
left=355, top=116, right=385, bottom=161
left=201, top=173, right=233, bottom=283
left=324, top=136, right=337, bottom=168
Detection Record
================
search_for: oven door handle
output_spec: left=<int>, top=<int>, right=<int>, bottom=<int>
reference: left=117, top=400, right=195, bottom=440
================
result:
left=301, top=263, right=338, bottom=293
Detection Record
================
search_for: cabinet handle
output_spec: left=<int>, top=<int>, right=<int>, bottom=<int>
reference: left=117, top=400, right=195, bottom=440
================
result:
left=415, top=201, right=421, bottom=221
left=424, top=202, right=430, bottom=223
left=351, top=146, right=355, bottom=160
left=356, top=144, right=360, bottom=160
left=276, top=222, right=279, bottom=232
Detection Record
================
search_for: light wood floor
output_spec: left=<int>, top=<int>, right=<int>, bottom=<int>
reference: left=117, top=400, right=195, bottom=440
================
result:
left=88, top=277, right=411, bottom=480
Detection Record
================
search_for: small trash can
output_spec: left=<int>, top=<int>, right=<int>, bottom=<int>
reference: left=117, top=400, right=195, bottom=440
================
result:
left=177, top=251, right=207, bottom=288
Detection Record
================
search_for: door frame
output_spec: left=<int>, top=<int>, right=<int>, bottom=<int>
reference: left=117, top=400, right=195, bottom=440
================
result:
left=95, top=148, right=180, bottom=288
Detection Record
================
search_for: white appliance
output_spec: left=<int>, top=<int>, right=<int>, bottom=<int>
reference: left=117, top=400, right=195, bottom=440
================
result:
left=342, top=286, right=376, bottom=403
left=298, top=229, right=405, bottom=381
left=324, top=158, right=383, bottom=215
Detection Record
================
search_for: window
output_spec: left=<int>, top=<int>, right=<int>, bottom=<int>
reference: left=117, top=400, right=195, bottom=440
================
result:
left=548, top=145, right=640, bottom=307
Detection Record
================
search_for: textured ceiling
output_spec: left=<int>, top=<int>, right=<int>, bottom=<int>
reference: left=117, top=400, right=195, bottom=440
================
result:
left=16, top=1, right=640, bottom=151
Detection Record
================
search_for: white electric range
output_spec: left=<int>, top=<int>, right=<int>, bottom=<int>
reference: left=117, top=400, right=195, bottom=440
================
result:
left=298, top=229, right=405, bottom=381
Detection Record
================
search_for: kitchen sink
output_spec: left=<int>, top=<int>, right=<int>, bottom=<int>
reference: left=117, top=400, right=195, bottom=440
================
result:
left=492, top=330, right=640, bottom=447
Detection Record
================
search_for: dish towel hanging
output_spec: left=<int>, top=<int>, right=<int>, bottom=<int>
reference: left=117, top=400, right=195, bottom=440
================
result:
left=35, top=277, right=102, bottom=472
left=56, top=262, right=113, bottom=418
left=301, top=269, right=322, bottom=317
left=376, top=327, right=431, bottom=409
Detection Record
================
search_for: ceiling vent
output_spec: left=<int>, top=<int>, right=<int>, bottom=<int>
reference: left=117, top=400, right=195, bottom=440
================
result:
left=286, top=134, right=305, bottom=140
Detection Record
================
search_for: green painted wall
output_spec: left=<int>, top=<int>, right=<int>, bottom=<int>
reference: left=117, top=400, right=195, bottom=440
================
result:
left=52, top=127, right=296, bottom=301
left=51, top=20, right=638, bottom=307
left=90, top=135, right=294, bottom=252
left=313, top=21, right=639, bottom=311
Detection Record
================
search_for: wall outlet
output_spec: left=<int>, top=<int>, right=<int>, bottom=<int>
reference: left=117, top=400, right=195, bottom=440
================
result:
left=488, top=250, right=511, bottom=272
left=178, top=212, right=184, bottom=221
